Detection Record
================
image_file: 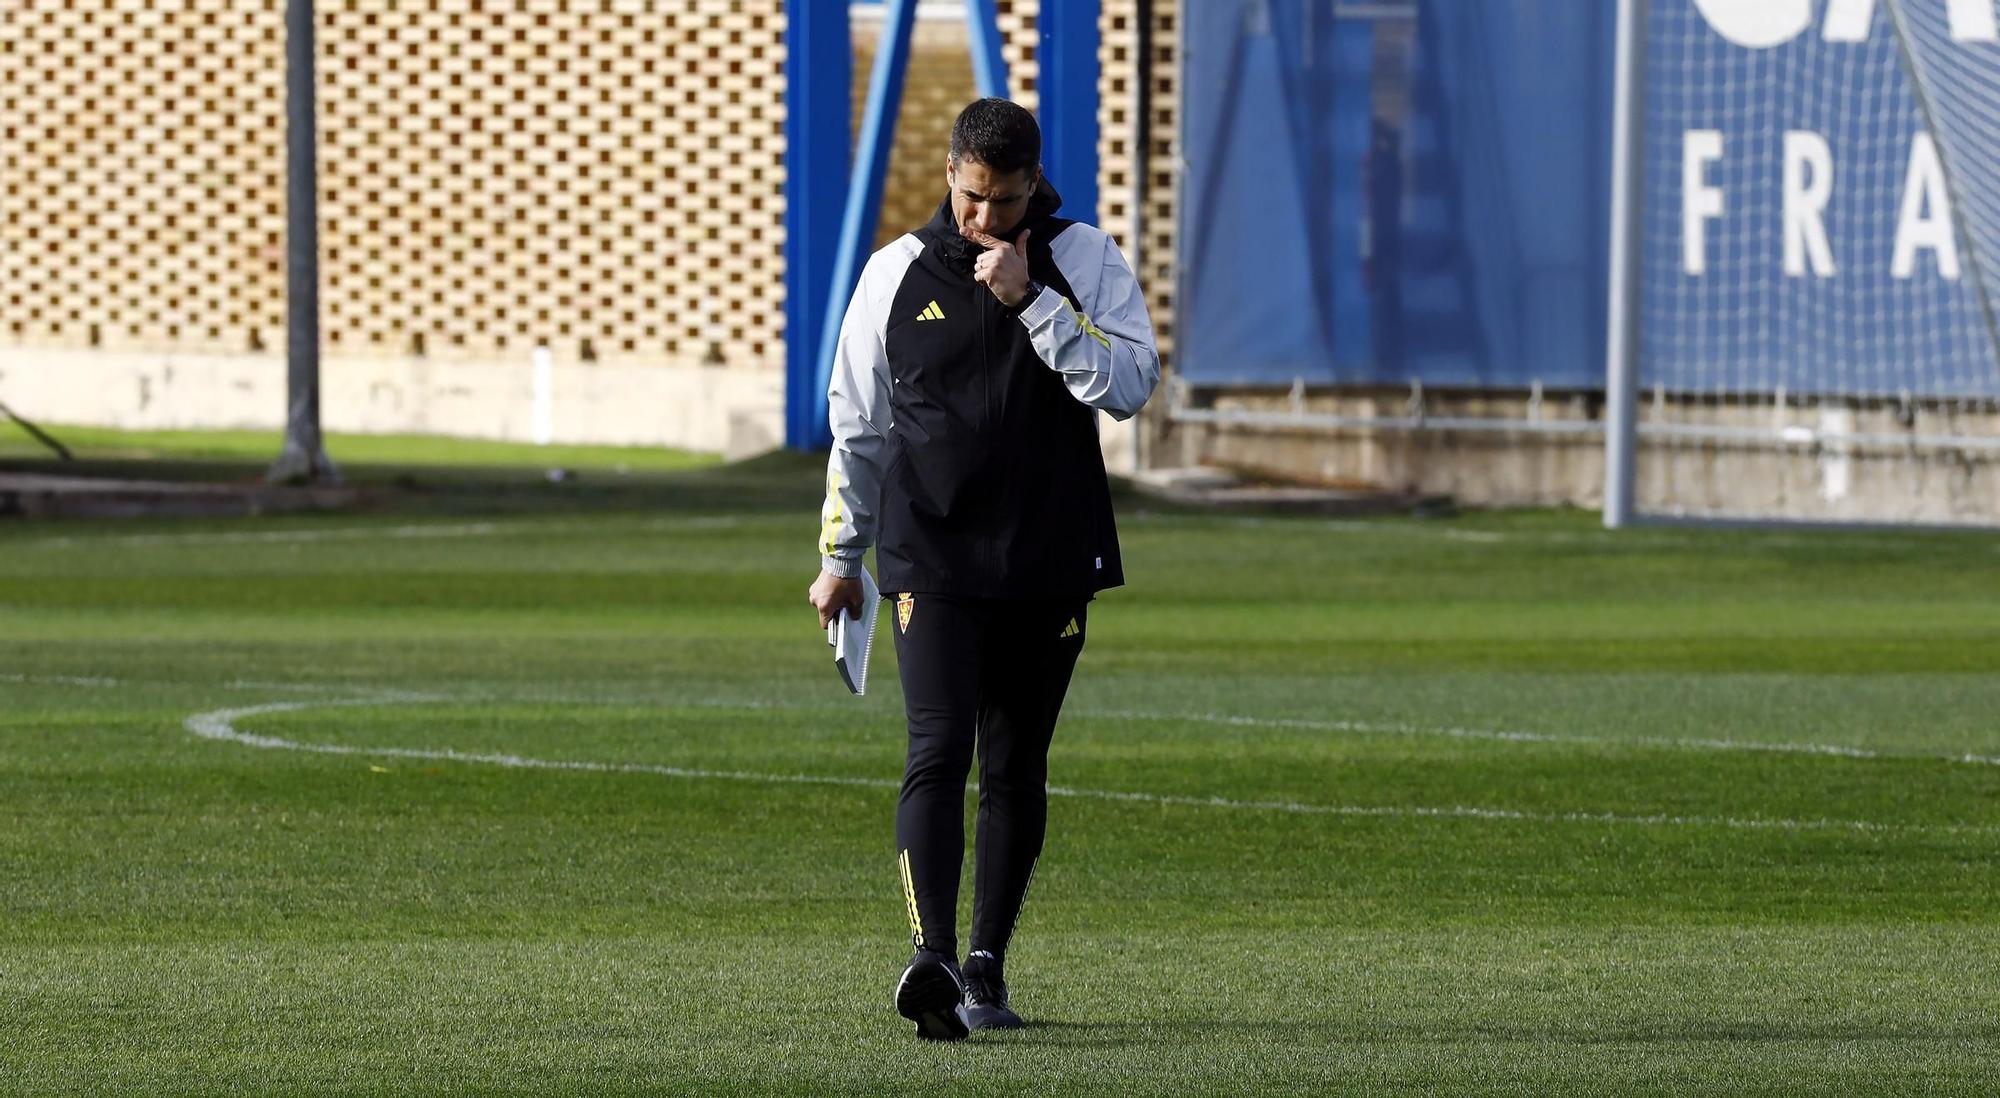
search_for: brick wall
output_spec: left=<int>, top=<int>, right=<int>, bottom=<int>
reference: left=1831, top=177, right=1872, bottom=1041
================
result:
left=0, top=2, right=1180, bottom=435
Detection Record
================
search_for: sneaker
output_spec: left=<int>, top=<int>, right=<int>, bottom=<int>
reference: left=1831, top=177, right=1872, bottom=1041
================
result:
left=894, top=949, right=969, bottom=1041
left=961, top=950, right=1024, bottom=1030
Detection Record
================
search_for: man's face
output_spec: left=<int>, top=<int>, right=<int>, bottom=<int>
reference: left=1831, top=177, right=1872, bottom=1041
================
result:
left=947, top=158, right=1039, bottom=238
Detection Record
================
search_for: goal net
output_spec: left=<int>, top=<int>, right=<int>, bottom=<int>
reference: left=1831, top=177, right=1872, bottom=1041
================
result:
left=1627, top=0, right=2000, bottom=524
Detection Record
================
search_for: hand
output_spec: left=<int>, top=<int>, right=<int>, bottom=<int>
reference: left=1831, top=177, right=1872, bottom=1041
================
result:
left=961, top=226, right=1032, bottom=308
left=808, top=569, right=865, bottom=629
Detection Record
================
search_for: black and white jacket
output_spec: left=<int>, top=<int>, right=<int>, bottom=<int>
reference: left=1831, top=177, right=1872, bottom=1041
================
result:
left=818, top=184, right=1161, bottom=599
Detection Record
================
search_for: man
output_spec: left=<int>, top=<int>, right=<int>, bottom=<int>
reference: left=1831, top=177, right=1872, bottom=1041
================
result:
left=806, top=98, right=1160, bottom=1041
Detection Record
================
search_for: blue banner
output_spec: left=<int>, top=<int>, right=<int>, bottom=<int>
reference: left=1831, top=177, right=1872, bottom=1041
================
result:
left=1175, top=0, right=2000, bottom=397
left=1642, top=0, right=2000, bottom=397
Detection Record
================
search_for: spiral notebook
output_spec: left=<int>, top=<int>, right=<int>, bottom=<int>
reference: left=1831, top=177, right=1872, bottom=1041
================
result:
left=826, top=566, right=879, bottom=695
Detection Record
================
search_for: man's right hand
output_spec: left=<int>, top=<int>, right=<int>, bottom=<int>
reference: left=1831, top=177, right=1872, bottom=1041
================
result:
left=809, top=570, right=866, bottom=629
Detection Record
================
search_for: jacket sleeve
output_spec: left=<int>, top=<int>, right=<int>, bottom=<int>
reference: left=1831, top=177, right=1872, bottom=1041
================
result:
left=818, top=250, right=900, bottom=578
left=1018, top=228, right=1162, bottom=421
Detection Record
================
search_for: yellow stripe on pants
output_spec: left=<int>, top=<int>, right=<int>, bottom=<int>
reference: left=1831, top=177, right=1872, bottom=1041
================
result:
left=899, top=849, right=925, bottom=949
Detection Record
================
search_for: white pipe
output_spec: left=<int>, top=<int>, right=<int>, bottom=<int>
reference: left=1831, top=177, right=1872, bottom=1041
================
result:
left=531, top=344, right=554, bottom=446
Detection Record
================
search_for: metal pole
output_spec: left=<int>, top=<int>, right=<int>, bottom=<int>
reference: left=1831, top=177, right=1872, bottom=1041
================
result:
left=1130, top=0, right=1152, bottom=474
left=270, top=0, right=337, bottom=484
left=1602, top=0, right=1645, bottom=527
left=0, top=399, right=74, bottom=460
left=965, top=0, right=1011, bottom=99
left=783, top=0, right=851, bottom=451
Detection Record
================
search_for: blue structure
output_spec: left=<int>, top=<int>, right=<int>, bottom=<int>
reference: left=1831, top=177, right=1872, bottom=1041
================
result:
left=1178, top=0, right=1373, bottom=386
left=966, top=0, right=1011, bottom=98
left=1038, top=0, right=1098, bottom=224
left=1393, top=0, right=1614, bottom=390
left=785, top=0, right=1097, bottom=451
left=805, top=0, right=921, bottom=454
left=1178, top=0, right=1614, bottom=390
left=782, top=0, right=850, bottom=452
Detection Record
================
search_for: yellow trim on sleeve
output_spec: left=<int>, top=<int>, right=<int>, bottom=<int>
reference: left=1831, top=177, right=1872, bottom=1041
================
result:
left=819, top=469, right=844, bottom=560
left=1070, top=302, right=1113, bottom=350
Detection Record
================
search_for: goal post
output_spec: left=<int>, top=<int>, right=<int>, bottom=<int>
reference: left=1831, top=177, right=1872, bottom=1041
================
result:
left=1605, top=0, right=2000, bottom=527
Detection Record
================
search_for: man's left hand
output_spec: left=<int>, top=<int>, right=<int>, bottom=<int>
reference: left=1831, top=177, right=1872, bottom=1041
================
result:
left=962, top=226, right=1033, bottom=308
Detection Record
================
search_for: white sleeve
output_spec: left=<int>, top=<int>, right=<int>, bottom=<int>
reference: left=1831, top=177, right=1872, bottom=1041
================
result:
left=1018, top=226, right=1162, bottom=421
left=819, top=238, right=918, bottom=577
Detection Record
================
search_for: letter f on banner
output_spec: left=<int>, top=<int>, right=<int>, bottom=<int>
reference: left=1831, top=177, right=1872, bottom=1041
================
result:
left=1683, top=130, right=1726, bottom=275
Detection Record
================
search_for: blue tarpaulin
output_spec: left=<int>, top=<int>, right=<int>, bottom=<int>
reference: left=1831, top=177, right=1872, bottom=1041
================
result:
left=1179, top=0, right=1613, bottom=389
left=1179, top=0, right=1372, bottom=385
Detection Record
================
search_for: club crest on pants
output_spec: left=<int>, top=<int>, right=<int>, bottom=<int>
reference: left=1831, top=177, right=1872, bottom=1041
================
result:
left=897, top=592, right=915, bottom=634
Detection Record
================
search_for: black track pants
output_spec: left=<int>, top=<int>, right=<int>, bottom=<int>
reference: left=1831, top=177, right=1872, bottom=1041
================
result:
left=891, top=592, right=1087, bottom=961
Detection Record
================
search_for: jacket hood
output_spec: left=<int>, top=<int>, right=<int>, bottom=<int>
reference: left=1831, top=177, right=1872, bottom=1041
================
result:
left=922, top=177, right=1066, bottom=274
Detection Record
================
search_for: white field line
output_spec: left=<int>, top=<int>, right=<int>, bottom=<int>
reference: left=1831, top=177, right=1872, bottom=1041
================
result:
left=180, top=699, right=2000, bottom=838
left=0, top=672, right=124, bottom=687
left=23, top=522, right=503, bottom=548
left=1124, top=513, right=1986, bottom=553
left=17, top=515, right=756, bottom=549
left=1079, top=708, right=1886, bottom=761
left=184, top=700, right=902, bottom=791
left=11, top=671, right=2000, bottom=768
left=0, top=673, right=400, bottom=695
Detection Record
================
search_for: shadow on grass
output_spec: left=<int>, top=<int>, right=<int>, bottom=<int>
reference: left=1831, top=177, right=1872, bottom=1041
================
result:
left=0, top=448, right=831, bottom=519
left=1, top=442, right=1199, bottom=524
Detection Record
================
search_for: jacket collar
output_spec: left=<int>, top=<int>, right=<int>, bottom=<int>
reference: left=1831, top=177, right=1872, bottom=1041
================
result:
left=922, top=178, right=1066, bottom=273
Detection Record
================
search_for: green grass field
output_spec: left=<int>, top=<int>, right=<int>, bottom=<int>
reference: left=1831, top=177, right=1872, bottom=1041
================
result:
left=2, top=432, right=1998, bottom=1094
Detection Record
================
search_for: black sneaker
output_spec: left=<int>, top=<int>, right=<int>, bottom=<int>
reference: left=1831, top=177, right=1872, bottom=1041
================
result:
left=894, top=949, right=969, bottom=1041
left=961, top=950, right=1024, bottom=1030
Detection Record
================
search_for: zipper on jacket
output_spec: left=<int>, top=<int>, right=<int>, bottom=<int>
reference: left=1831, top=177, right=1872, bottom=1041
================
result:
left=975, top=284, right=996, bottom=581
left=976, top=288, right=992, bottom=430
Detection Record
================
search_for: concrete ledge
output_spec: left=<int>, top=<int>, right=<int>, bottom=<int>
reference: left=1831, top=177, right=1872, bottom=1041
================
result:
left=0, top=346, right=785, bottom=459
left=1130, top=465, right=1451, bottom=516
left=1160, top=386, right=2000, bottom=523
left=0, top=473, right=359, bottom=520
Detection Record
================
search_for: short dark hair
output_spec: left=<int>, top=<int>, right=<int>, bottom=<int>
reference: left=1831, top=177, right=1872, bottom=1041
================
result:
left=949, top=98, right=1040, bottom=178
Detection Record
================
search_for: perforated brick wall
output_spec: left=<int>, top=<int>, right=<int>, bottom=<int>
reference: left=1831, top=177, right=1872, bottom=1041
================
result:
left=2, top=2, right=1178, bottom=379
left=0, top=2, right=289, bottom=354
left=2, top=1, right=785, bottom=372
left=1097, top=0, right=1177, bottom=358
left=313, top=1, right=784, bottom=368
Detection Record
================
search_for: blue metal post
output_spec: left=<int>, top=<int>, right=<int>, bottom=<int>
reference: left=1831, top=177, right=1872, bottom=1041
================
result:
left=808, top=0, right=920, bottom=451
left=784, top=0, right=851, bottom=451
left=965, top=0, right=1011, bottom=98
left=1039, top=0, right=1099, bottom=224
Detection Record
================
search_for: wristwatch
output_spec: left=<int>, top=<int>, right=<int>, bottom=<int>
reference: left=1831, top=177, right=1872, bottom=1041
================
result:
left=1015, top=280, right=1046, bottom=313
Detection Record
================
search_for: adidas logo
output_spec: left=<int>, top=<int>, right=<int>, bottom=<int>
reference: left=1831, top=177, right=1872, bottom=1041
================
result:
left=1059, top=618, right=1080, bottom=639
left=915, top=300, right=945, bottom=321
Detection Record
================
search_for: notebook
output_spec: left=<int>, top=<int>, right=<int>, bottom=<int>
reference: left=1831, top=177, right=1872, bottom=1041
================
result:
left=826, top=566, right=880, bottom=695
